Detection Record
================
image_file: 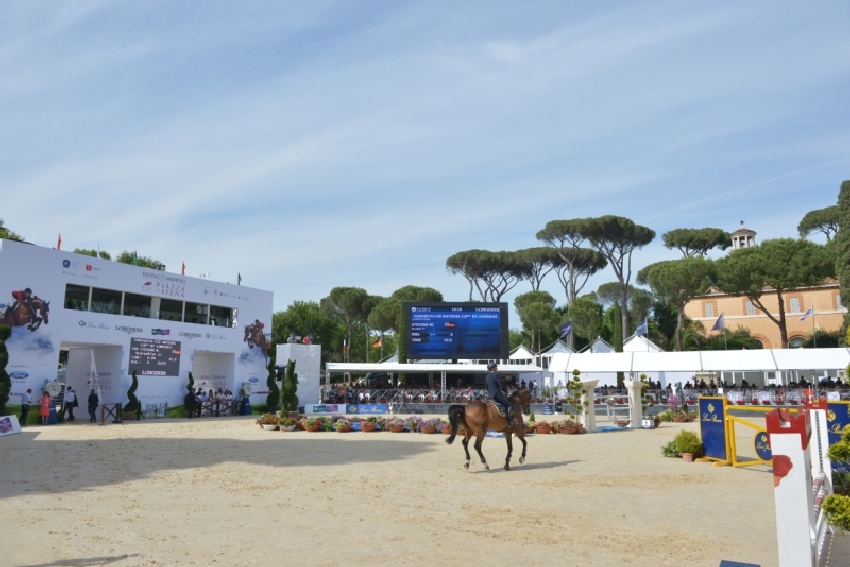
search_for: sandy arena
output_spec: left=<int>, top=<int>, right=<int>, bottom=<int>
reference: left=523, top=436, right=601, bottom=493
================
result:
left=1, top=417, right=847, bottom=567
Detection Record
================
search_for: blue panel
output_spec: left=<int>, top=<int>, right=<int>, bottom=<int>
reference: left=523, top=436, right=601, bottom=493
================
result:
left=700, top=397, right=727, bottom=460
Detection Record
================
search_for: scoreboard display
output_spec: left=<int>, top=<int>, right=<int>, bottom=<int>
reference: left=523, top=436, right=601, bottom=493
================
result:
left=128, top=338, right=182, bottom=376
left=404, top=302, right=508, bottom=360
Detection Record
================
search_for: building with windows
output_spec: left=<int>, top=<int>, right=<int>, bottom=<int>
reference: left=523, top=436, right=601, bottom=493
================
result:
left=0, top=239, right=273, bottom=409
left=683, top=226, right=845, bottom=348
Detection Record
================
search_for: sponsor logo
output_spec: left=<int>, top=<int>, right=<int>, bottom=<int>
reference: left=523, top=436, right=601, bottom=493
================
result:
left=78, top=320, right=110, bottom=330
left=205, top=332, right=227, bottom=340
left=179, top=332, right=202, bottom=339
left=62, top=260, right=71, bottom=268
left=86, top=371, right=112, bottom=377
left=151, top=329, right=171, bottom=336
left=115, top=325, right=143, bottom=335
left=142, top=271, right=186, bottom=284
left=248, top=377, right=259, bottom=383
left=9, top=371, right=28, bottom=380
left=86, top=265, right=93, bottom=271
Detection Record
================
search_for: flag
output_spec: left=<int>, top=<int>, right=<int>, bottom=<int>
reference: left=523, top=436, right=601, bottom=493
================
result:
left=371, top=337, right=382, bottom=348
left=342, top=339, right=347, bottom=352
left=635, top=317, right=649, bottom=336
left=237, top=272, right=242, bottom=286
left=800, top=306, right=813, bottom=321
left=558, top=322, right=573, bottom=338
left=57, top=234, right=61, bottom=250
left=181, top=262, right=185, bottom=276
left=132, top=251, right=138, bottom=266
left=711, top=313, right=725, bottom=332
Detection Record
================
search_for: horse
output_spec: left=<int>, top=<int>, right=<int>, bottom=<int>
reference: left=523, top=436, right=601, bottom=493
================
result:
left=446, top=388, right=531, bottom=471
left=243, top=322, right=269, bottom=358
left=0, top=297, right=50, bottom=331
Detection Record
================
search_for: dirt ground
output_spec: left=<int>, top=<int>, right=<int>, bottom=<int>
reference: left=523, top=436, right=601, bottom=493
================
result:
left=0, top=416, right=847, bottom=567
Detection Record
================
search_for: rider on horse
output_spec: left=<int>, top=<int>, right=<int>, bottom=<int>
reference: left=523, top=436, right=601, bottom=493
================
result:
left=486, top=362, right=517, bottom=427
left=6, top=287, right=35, bottom=320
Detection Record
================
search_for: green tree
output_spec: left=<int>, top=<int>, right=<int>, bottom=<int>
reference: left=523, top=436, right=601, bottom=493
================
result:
left=320, top=287, right=371, bottom=363
left=661, top=228, right=732, bottom=257
left=73, top=248, right=112, bottom=260
left=602, top=302, right=623, bottom=349
left=514, top=291, right=559, bottom=352
left=582, top=216, right=655, bottom=350
left=637, top=257, right=714, bottom=350
left=514, top=247, right=561, bottom=291
left=115, top=250, right=165, bottom=270
left=683, top=323, right=763, bottom=351
left=389, top=286, right=443, bottom=366
left=651, top=300, right=678, bottom=347
left=272, top=301, right=341, bottom=366
left=446, top=249, right=488, bottom=301
left=798, top=205, right=840, bottom=241
left=280, top=358, right=299, bottom=412
left=569, top=295, right=603, bottom=344
left=0, top=325, right=10, bottom=414
left=446, top=250, right=529, bottom=301
left=835, top=181, right=850, bottom=318
left=265, top=347, right=279, bottom=410
left=591, top=282, right=653, bottom=331
left=537, top=219, right=607, bottom=306
left=0, top=219, right=24, bottom=242
left=714, top=238, right=835, bottom=348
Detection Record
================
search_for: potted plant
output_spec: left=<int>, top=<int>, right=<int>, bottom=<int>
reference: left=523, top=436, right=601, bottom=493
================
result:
left=257, top=414, right=279, bottom=430
left=419, top=419, right=438, bottom=434
left=302, top=417, right=322, bottom=432
left=673, top=430, right=702, bottom=462
left=823, top=425, right=850, bottom=532
left=558, top=419, right=577, bottom=434
left=660, top=439, right=680, bottom=458
left=567, top=369, right=588, bottom=433
left=361, top=416, right=379, bottom=432
left=280, top=417, right=297, bottom=432
left=525, top=410, right=536, bottom=435
left=333, top=417, right=351, bottom=433
left=386, top=417, right=406, bottom=433
left=535, top=420, right=553, bottom=434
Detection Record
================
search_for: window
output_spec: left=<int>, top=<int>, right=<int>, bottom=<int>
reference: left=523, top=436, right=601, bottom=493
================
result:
left=159, top=299, right=183, bottom=321
left=789, top=298, right=800, bottom=314
left=90, top=287, right=122, bottom=315
left=123, top=293, right=151, bottom=318
left=705, top=303, right=714, bottom=318
left=789, top=337, right=804, bottom=349
left=64, top=284, right=90, bottom=311
left=838, top=295, right=844, bottom=311
left=745, top=300, right=756, bottom=316
left=185, top=302, right=209, bottom=324
left=209, top=305, right=236, bottom=328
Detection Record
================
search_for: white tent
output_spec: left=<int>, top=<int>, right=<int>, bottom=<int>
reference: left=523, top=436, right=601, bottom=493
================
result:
left=623, top=335, right=662, bottom=352
left=582, top=337, right=615, bottom=353
left=542, top=340, right=573, bottom=355
left=508, top=345, right=536, bottom=361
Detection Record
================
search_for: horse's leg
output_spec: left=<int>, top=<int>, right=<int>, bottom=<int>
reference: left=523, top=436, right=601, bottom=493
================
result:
left=461, top=429, right=472, bottom=470
left=473, top=430, right=488, bottom=471
left=504, top=432, right=513, bottom=471
left=517, top=429, right=527, bottom=465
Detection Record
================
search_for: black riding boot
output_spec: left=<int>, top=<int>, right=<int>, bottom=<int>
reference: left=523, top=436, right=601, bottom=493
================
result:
left=506, top=407, right=518, bottom=428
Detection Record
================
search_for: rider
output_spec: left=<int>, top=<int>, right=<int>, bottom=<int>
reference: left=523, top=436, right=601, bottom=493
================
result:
left=485, top=362, right=517, bottom=427
left=7, top=287, right=35, bottom=320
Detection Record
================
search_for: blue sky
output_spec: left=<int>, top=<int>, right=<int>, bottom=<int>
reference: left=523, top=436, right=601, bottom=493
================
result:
left=2, top=2, right=849, bottom=314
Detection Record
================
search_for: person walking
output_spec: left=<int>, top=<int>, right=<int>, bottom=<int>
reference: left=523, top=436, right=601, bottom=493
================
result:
left=20, top=389, right=32, bottom=426
left=39, top=391, right=51, bottom=425
left=64, top=386, right=77, bottom=422
left=88, top=389, right=99, bottom=423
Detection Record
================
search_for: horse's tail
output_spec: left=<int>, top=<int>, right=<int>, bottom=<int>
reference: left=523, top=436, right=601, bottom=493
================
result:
left=446, top=405, right=466, bottom=445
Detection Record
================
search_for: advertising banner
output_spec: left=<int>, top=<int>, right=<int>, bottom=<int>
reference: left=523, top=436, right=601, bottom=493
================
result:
left=699, top=397, right=727, bottom=461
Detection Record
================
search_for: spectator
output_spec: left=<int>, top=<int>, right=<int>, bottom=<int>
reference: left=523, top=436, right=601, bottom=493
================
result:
left=64, top=387, right=77, bottom=422
left=20, top=388, right=32, bottom=426
left=88, top=389, right=99, bottom=423
left=184, top=388, right=196, bottom=419
left=39, top=391, right=51, bottom=425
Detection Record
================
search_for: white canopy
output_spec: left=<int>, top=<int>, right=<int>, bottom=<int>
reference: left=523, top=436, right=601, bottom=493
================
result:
left=542, top=340, right=574, bottom=355
left=509, top=345, right=536, bottom=360
left=548, top=348, right=850, bottom=374
left=623, top=335, right=662, bottom=352
left=326, top=363, right=544, bottom=374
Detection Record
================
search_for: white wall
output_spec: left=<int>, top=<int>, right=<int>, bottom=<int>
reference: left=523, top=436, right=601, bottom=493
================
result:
left=277, top=344, right=321, bottom=407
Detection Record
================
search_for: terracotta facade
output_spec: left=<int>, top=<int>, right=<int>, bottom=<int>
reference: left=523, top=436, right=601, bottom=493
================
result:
left=683, top=282, right=845, bottom=349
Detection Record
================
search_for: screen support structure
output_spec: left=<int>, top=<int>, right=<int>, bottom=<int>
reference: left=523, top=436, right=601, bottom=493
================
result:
left=440, top=370, right=446, bottom=402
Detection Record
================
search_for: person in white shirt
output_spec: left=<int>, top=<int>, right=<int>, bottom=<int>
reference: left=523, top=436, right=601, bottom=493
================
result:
left=64, top=387, right=77, bottom=422
left=20, top=389, right=32, bottom=426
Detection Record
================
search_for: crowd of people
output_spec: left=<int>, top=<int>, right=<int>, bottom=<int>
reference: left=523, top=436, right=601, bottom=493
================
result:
left=183, top=387, right=237, bottom=417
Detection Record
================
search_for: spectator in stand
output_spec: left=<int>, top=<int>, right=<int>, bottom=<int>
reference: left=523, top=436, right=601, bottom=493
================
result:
left=197, top=389, right=207, bottom=417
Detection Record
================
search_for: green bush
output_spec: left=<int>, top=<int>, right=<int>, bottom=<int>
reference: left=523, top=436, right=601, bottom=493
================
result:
left=661, top=439, right=680, bottom=458
left=673, top=430, right=702, bottom=455
left=265, top=346, right=279, bottom=411
left=124, top=370, right=141, bottom=412
left=824, top=425, right=850, bottom=532
left=280, top=358, right=299, bottom=412
left=0, top=324, right=10, bottom=414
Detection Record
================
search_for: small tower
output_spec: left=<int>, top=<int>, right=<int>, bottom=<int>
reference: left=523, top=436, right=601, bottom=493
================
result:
left=731, top=220, right=756, bottom=250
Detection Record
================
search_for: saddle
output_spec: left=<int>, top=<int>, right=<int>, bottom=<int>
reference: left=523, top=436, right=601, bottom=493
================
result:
left=486, top=399, right=510, bottom=418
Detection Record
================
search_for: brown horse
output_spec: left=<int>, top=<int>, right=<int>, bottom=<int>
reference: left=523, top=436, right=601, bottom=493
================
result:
left=0, top=297, right=49, bottom=331
left=243, top=322, right=269, bottom=358
left=446, top=389, right=531, bottom=471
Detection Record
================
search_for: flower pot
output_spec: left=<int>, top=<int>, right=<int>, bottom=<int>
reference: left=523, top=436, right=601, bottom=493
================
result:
left=420, top=426, right=437, bottom=434
left=262, top=424, right=277, bottom=431
left=335, top=425, right=352, bottom=433
left=575, top=424, right=584, bottom=434
left=559, top=426, right=577, bottom=435
left=524, top=426, right=535, bottom=435
left=281, top=425, right=297, bottom=432
left=535, top=423, right=552, bottom=434
left=441, top=425, right=453, bottom=435
left=304, top=424, right=321, bottom=432
left=672, top=417, right=685, bottom=423
left=361, top=422, right=378, bottom=432
left=388, top=424, right=405, bottom=433
left=682, top=452, right=695, bottom=462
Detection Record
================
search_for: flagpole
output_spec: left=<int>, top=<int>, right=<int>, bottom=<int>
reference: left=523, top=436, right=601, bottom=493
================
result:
left=724, top=327, right=727, bottom=350
left=812, top=308, right=817, bottom=349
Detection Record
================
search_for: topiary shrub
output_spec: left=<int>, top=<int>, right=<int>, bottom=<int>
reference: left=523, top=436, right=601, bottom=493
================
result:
left=281, top=358, right=299, bottom=413
left=0, top=325, right=10, bottom=414
left=824, top=425, right=850, bottom=532
left=673, top=430, right=702, bottom=455
left=125, top=370, right=141, bottom=414
left=187, top=371, right=195, bottom=392
left=265, top=346, right=279, bottom=411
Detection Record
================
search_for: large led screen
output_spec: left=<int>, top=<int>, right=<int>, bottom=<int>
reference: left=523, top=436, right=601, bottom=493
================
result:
left=404, top=302, right=508, bottom=360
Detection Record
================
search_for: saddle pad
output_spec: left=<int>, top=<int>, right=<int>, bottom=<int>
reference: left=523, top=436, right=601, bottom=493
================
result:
left=486, top=400, right=507, bottom=417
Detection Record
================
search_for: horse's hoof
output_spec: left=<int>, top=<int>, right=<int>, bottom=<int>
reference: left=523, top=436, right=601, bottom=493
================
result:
left=504, top=465, right=510, bottom=471
left=519, top=457, right=525, bottom=465
left=464, top=462, right=469, bottom=470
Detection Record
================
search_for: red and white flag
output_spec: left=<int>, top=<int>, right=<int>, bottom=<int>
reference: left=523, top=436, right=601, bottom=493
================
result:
left=57, top=234, right=62, bottom=250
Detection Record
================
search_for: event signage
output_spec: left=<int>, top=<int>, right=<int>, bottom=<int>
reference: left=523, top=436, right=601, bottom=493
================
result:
left=699, top=397, right=727, bottom=461
left=305, top=404, right=345, bottom=415
left=128, top=338, right=181, bottom=376
left=541, top=403, right=553, bottom=415
left=827, top=402, right=850, bottom=466
left=347, top=404, right=388, bottom=415
left=754, top=432, right=772, bottom=461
